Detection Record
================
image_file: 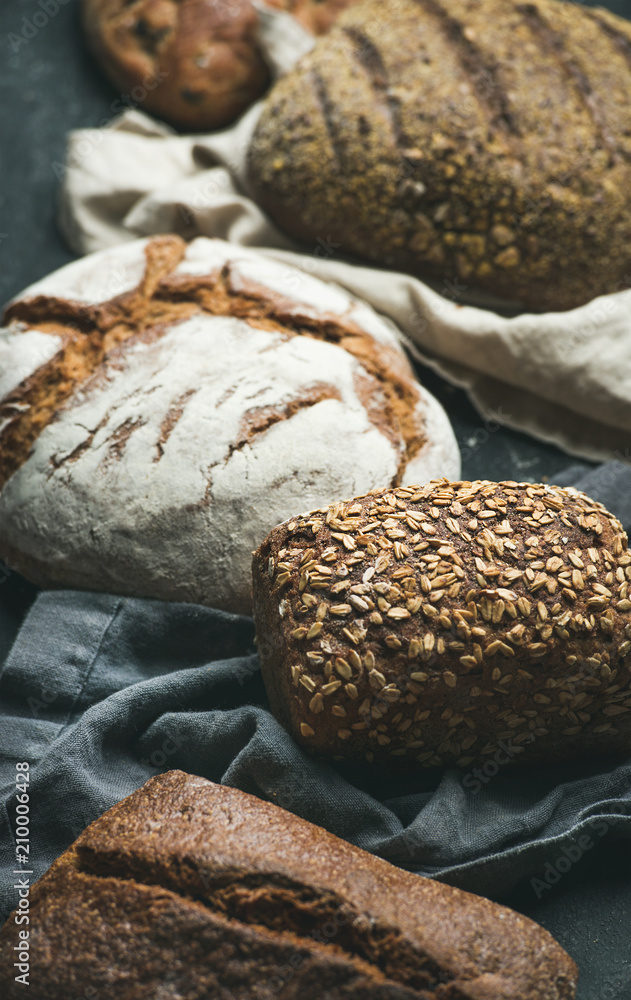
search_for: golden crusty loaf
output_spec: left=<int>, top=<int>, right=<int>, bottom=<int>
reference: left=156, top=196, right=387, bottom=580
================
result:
left=0, top=771, right=578, bottom=998
left=81, top=0, right=360, bottom=132
left=248, top=0, right=631, bottom=311
left=252, top=480, right=631, bottom=769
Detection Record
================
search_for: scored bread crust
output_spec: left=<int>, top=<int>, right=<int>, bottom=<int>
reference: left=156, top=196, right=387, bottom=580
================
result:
left=248, top=0, right=631, bottom=311
left=252, top=479, right=631, bottom=768
left=0, top=236, right=459, bottom=614
left=0, top=771, right=578, bottom=998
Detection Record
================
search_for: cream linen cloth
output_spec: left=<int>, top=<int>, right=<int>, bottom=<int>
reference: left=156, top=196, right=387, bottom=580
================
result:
left=57, top=6, right=631, bottom=463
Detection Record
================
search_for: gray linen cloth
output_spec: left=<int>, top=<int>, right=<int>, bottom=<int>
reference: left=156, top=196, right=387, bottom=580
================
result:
left=0, top=462, right=630, bottom=926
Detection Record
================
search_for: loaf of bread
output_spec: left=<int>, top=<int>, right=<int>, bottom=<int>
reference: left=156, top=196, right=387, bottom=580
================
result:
left=252, top=479, right=631, bottom=768
left=0, top=235, right=459, bottom=613
left=267, top=0, right=361, bottom=35
left=81, top=0, right=360, bottom=131
left=82, top=0, right=270, bottom=131
left=0, top=770, right=578, bottom=998
left=248, top=0, right=631, bottom=311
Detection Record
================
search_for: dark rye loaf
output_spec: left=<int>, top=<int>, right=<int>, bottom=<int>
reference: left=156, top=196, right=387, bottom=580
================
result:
left=0, top=771, right=578, bottom=998
left=252, top=480, right=631, bottom=769
left=248, top=0, right=631, bottom=311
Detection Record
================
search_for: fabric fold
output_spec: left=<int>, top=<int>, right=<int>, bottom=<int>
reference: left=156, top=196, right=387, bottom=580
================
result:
left=2, top=457, right=630, bottom=922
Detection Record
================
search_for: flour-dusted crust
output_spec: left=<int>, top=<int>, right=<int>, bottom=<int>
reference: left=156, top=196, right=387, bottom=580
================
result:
left=0, top=771, right=578, bottom=998
left=0, top=236, right=459, bottom=613
left=252, top=479, right=631, bottom=767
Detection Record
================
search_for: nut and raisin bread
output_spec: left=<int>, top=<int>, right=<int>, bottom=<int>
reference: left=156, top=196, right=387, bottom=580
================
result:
left=81, top=0, right=360, bottom=131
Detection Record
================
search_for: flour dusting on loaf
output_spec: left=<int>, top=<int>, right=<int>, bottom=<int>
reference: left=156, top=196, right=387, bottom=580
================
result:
left=0, top=236, right=459, bottom=612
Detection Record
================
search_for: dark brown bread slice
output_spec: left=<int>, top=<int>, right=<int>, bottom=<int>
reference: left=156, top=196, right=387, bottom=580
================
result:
left=0, top=772, right=578, bottom=998
left=248, top=0, right=631, bottom=311
left=252, top=479, right=631, bottom=769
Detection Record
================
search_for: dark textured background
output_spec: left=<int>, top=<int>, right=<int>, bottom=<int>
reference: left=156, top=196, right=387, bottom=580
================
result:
left=0, top=1, right=630, bottom=996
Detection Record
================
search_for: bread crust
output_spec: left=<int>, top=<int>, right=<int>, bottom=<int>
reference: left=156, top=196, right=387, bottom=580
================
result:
left=266, top=0, right=360, bottom=35
left=248, top=0, right=631, bottom=311
left=81, top=0, right=360, bottom=131
left=252, top=479, right=631, bottom=768
left=0, top=237, right=459, bottom=613
left=82, top=0, right=270, bottom=130
left=0, top=771, right=578, bottom=997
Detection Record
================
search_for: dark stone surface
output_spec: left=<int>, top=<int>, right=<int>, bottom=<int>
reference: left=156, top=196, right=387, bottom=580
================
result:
left=0, top=1, right=629, bottom=996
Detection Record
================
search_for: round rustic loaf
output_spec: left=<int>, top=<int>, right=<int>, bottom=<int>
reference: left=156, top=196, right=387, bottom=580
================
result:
left=82, top=0, right=270, bottom=131
left=248, top=0, right=631, bottom=311
left=81, top=0, right=360, bottom=132
left=0, top=236, right=459, bottom=613
left=252, top=479, right=631, bottom=768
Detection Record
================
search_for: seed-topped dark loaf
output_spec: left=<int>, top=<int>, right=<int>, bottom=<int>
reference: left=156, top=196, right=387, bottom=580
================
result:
left=252, top=480, right=631, bottom=769
left=0, top=771, right=578, bottom=998
left=248, top=0, right=631, bottom=311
